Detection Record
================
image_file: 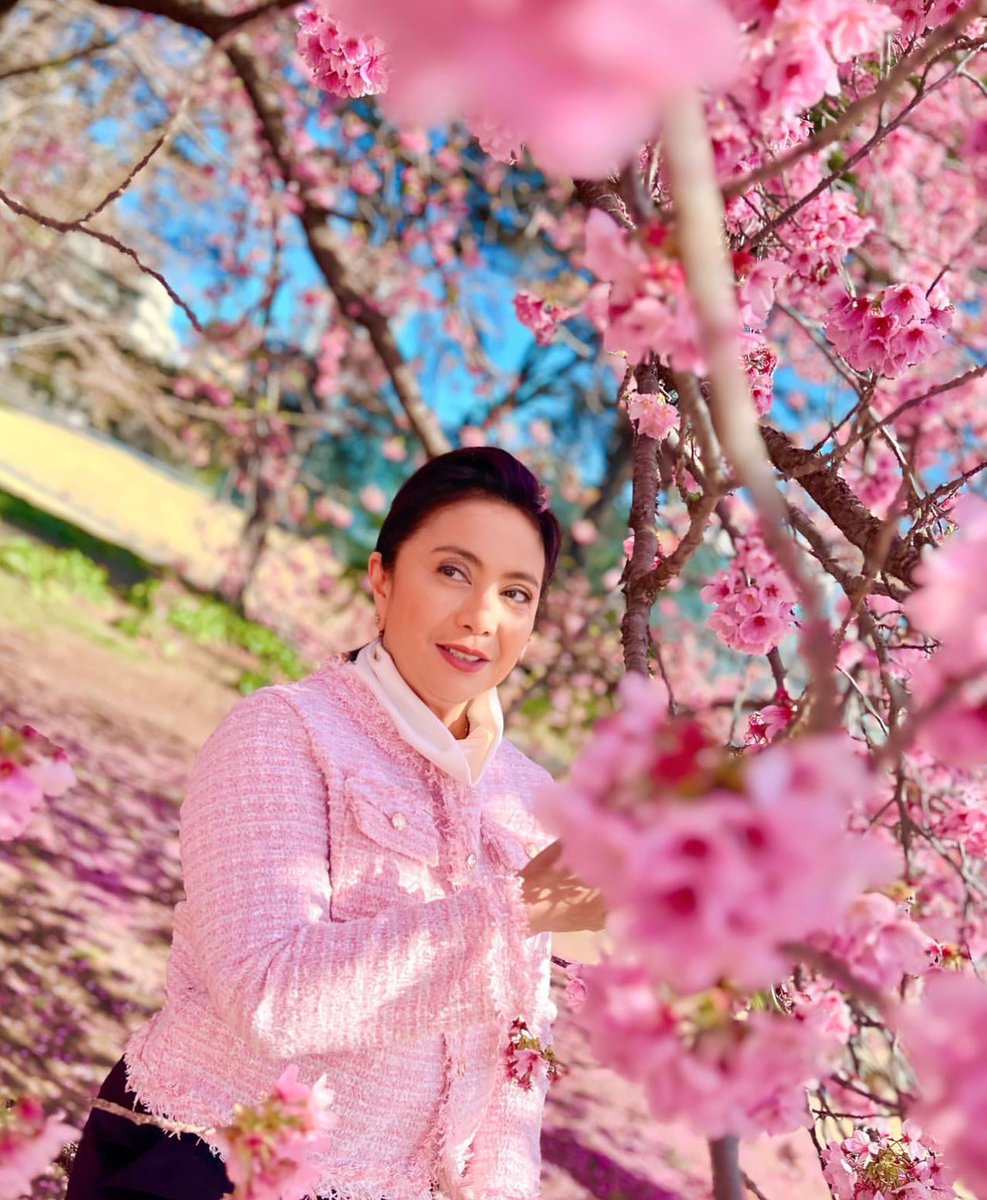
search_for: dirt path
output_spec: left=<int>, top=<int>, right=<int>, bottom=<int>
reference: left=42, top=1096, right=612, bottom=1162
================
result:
left=0, top=569, right=827, bottom=1200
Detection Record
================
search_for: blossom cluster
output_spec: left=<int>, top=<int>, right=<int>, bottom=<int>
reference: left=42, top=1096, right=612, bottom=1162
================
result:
left=822, top=1123, right=955, bottom=1199
left=212, top=1064, right=338, bottom=1200
left=746, top=688, right=794, bottom=744
left=903, top=493, right=987, bottom=768
left=579, top=960, right=845, bottom=1139
left=623, top=373, right=680, bottom=442
left=826, top=284, right=953, bottom=378
left=296, top=10, right=387, bottom=98
left=513, top=291, right=567, bottom=347
left=0, top=723, right=76, bottom=841
left=504, top=1017, right=564, bottom=1091
left=701, top=531, right=798, bottom=656
left=582, top=212, right=705, bottom=372
left=809, top=891, right=937, bottom=993
left=535, top=673, right=894, bottom=998
left=0, top=1096, right=77, bottom=1198
left=733, top=0, right=900, bottom=124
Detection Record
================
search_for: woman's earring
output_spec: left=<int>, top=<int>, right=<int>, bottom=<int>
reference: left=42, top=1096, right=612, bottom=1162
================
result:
left=375, top=612, right=385, bottom=633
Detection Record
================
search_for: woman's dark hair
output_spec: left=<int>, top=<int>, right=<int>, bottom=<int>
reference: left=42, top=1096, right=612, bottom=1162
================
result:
left=375, top=446, right=561, bottom=596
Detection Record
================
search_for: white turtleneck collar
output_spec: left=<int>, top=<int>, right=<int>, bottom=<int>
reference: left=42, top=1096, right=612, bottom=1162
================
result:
left=353, top=637, right=504, bottom=787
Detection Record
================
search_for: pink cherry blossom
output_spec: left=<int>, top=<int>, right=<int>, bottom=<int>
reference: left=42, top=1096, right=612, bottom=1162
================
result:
left=579, top=961, right=843, bottom=1138
left=570, top=519, right=599, bottom=546
left=0, top=1097, right=78, bottom=1197
left=582, top=212, right=706, bottom=372
left=825, top=283, right=952, bottom=378
left=756, top=32, right=841, bottom=120
left=898, top=971, right=987, bottom=1195
left=307, top=0, right=740, bottom=175
left=212, top=1064, right=338, bottom=1200
left=513, top=291, right=567, bottom=346
left=822, top=1122, right=954, bottom=1199
left=536, top=673, right=895, bottom=996
left=0, top=724, right=77, bottom=842
left=701, top=531, right=797, bottom=655
left=810, top=892, right=935, bottom=992
left=296, top=12, right=388, bottom=98
left=358, top=484, right=387, bottom=514
left=904, top=494, right=987, bottom=768
left=823, top=0, right=901, bottom=60
left=469, top=114, right=523, bottom=164
left=746, top=691, right=794, bottom=745
left=626, top=389, right=680, bottom=442
left=563, top=964, right=588, bottom=1012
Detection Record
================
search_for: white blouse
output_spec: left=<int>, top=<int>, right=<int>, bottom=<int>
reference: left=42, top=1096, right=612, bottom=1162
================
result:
left=353, top=636, right=503, bottom=786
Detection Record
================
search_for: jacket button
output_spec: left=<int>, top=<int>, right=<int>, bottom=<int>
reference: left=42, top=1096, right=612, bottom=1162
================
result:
left=391, top=812, right=407, bottom=830
left=465, top=852, right=477, bottom=869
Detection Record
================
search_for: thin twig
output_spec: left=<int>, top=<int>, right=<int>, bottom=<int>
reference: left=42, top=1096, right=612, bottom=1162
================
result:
left=0, top=34, right=117, bottom=81
left=0, top=181, right=205, bottom=332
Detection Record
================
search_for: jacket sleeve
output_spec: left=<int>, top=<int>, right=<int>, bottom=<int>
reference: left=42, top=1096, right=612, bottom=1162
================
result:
left=179, top=686, right=524, bottom=1060
left=460, top=932, right=557, bottom=1200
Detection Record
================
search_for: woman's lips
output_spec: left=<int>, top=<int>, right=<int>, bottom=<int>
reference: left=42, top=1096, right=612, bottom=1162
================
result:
left=437, top=644, right=488, bottom=674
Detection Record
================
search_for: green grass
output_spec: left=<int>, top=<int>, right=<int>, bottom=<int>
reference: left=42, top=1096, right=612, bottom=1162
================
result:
left=0, top=490, right=155, bottom=590
left=126, top=583, right=307, bottom=691
left=0, top=493, right=309, bottom=691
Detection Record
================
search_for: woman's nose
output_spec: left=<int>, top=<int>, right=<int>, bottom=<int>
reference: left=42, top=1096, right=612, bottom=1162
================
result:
left=456, top=590, right=497, bottom=634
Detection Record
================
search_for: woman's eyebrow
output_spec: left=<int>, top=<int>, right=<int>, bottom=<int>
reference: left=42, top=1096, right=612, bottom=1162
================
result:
left=431, top=544, right=541, bottom=588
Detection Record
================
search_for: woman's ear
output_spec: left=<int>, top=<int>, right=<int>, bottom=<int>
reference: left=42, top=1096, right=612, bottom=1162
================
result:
left=367, top=551, right=390, bottom=623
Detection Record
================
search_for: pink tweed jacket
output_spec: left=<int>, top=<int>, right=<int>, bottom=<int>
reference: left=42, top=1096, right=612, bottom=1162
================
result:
left=122, top=655, right=557, bottom=1200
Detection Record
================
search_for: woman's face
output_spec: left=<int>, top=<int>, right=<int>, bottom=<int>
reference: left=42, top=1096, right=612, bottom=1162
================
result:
left=367, top=498, right=546, bottom=725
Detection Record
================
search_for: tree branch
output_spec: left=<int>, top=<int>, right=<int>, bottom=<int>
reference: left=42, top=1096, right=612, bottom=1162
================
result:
left=91, top=0, right=300, bottom=40
left=225, top=39, right=450, bottom=457
left=710, top=1135, right=744, bottom=1200
left=621, top=363, right=662, bottom=677
left=0, top=182, right=206, bottom=332
left=760, top=425, right=923, bottom=586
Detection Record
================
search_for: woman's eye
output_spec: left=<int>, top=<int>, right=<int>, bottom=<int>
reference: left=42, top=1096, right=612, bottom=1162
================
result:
left=437, top=564, right=530, bottom=603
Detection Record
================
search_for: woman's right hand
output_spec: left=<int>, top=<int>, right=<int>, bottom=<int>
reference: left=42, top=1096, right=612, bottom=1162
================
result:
left=517, top=840, right=608, bottom=935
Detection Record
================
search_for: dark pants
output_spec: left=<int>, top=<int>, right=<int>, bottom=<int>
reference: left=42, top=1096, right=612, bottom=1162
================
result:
left=64, top=1056, right=234, bottom=1200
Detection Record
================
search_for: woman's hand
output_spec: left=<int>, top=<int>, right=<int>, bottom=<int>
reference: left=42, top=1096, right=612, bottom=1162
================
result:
left=517, top=840, right=608, bottom=936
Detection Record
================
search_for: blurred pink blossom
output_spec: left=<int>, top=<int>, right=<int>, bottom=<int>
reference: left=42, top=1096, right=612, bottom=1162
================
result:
left=212, top=1064, right=338, bottom=1200
left=306, top=0, right=739, bottom=175
left=0, top=1097, right=78, bottom=1197
left=899, top=971, right=987, bottom=1196
left=513, top=291, right=567, bottom=346
left=904, top=494, right=987, bottom=768
left=536, top=674, right=895, bottom=996
left=0, top=724, right=76, bottom=842
left=580, top=961, right=843, bottom=1138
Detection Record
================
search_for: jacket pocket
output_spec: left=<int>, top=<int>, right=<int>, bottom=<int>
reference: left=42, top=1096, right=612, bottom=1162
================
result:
left=480, top=810, right=541, bottom=873
left=344, top=780, right=441, bottom=868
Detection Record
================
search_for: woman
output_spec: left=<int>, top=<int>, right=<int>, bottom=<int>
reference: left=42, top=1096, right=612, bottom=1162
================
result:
left=65, top=446, right=606, bottom=1200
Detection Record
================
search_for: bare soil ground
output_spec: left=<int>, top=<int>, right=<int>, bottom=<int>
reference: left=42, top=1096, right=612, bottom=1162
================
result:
left=0, top=567, right=827, bottom=1200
